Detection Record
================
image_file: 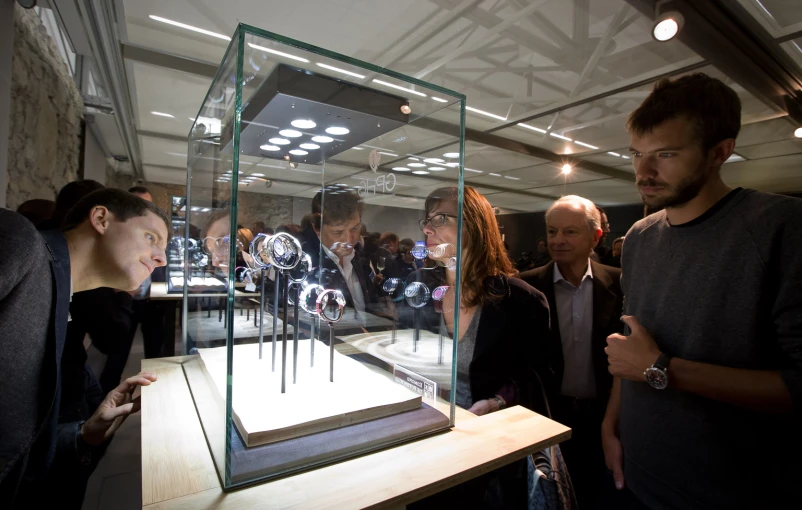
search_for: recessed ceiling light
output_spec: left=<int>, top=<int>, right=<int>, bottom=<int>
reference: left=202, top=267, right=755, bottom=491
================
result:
left=260, top=144, right=280, bottom=151
left=725, top=153, right=745, bottom=163
left=326, top=127, right=349, bottom=135
left=392, top=167, right=411, bottom=172
left=247, top=42, right=309, bottom=63
left=378, top=151, right=398, bottom=157
left=621, top=155, right=630, bottom=159
left=574, top=140, right=599, bottom=150
left=443, top=152, right=460, bottom=158
left=408, top=157, right=420, bottom=161
left=464, top=168, right=483, bottom=173
left=423, top=158, right=444, bottom=164
left=412, top=170, right=430, bottom=175
left=428, top=167, right=446, bottom=171
left=489, top=173, right=502, bottom=177
left=279, top=129, right=302, bottom=138
left=372, top=79, right=427, bottom=97
left=408, top=163, right=426, bottom=168
left=269, top=138, right=291, bottom=145
left=315, top=63, right=365, bottom=79
left=251, top=173, right=265, bottom=177
left=299, top=143, right=320, bottom=150
left=151, top=111, right=174, bottom=118
left=148, top=15, right=230, bottom=41
left=607, top=151, right=621, bottom=157
left=517, top=123, right=547, bottom=133
left=431, top=97, right=448, bottom=103
left=549, top=133, right=572, bottom=141
left=562, top=164, right=572, bottom=175
left=312, top=136, right=334, bottom=143
left=291, top=119, right=316, bottom=129
left=504, top=176, right=521, bottom=180
left=466, top=106, right=507, bottom=121
left=351, top=146, right=364, bottom=150
left=795, top=127, right=802, bottom=138
left=445, top=162, right=460, bottom=167
left=289, top=149, right=308, bottom=156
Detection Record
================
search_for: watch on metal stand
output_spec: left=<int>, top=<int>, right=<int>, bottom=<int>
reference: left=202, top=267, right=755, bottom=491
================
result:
left=404, top=281, right=430, bottom=353
left=300, top=284, right=324, bottom=368
left=382, top=278, right=403, bottom=344
left=316, top=289, right=346, bottom=383
left=432, top=285, right=449, bottom=365
left=645, top=353, right=672, bottom=390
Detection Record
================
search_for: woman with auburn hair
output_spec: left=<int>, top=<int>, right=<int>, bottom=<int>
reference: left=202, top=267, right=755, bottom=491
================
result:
left=419, top=185, right=551, bottom=416
left=408, top=186, right=552, bottom=509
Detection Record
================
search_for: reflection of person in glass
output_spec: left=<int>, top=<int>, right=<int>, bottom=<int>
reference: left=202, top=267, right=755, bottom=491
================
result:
left=419, top=186, right=551, bottom=416
left=306, top=190, right=377, bottom=313
left=202, top=210, right=233, bottom=268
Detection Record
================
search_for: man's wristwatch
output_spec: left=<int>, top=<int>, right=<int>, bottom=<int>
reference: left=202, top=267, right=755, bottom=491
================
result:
left=644, top=353, right=672, bottom=390
left=491, top=395, right=506, bottom=411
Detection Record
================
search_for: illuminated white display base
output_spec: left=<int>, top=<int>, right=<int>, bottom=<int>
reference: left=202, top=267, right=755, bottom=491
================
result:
left=197, top=342, right=422, bottom=447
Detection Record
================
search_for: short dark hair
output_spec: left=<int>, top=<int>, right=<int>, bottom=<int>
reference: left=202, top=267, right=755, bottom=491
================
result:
left=379, top=232, right=398, bottom=245
left=128, top=186, right=150, bottom=195
left=627, top=73, right=741, bottom=150
left=314, top=190, right=364, bottom=226
left=54, top=180, right=105, bottom=222
left=61, top=188, right=170, bottom=235
left=17, top=199, right=56, bottom=228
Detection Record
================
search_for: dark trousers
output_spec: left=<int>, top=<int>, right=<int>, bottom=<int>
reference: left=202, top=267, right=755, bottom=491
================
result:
left=555, top=396, right=606, bottom=509
left=100, top=299, right=165, bottom=394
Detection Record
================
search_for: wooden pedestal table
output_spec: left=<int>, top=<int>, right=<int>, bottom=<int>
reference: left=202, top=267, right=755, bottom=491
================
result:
left=141, top=356, right=570, bottom=509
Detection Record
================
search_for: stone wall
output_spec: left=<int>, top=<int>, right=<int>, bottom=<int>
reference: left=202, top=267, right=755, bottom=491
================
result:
left=5, top=4, right=84, bottom=209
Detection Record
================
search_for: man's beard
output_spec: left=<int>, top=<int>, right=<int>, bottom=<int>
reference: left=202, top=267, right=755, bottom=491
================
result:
left=637, top=166, right=708, bottom=209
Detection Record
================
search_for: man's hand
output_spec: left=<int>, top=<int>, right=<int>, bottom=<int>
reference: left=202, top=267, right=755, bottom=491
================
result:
left=80, top=372, right=157, bottom=446
left=602, top=421, right=625, bottom=490
left=605, top=315, right=661, bottom=382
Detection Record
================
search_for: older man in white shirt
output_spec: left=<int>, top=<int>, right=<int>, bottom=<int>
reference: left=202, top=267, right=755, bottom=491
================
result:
left=520, top=195, right=624, bottom=509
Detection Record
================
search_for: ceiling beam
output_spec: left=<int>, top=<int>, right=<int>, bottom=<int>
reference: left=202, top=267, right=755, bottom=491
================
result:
left=486, top=57, right=708, bottom=132
left=122, top=43, right=218, bottom=78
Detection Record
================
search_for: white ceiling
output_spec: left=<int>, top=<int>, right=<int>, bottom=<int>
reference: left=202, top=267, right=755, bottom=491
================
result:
left=116, top=0, right=802, bottom=213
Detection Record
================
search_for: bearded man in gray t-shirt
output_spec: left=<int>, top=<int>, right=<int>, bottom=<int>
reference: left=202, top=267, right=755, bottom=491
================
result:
left=602, top=73, right=802, bottom=509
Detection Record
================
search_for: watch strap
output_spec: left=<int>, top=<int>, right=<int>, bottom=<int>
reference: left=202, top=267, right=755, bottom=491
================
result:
left=654, top=353, right=672, bottom=371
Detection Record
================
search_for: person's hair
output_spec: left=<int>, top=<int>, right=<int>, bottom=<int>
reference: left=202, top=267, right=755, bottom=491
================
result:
left=16, top=199, right=56, bottom=228
left=399, top=238, right=414, bottom=252
left=379, top=232, right=399, bottom=246
left=627, top=73, right=741, bottom=151
left=545, top=195, right=601, bottom=233
left=53, top=179, right=105, bottom=224
left=61, top=188, right=170, bottom=235
left=128, top=186, right=150, bottom=195
left=596, top=206, right=606, bottom=217
left=202, top=208, right=230, bottom=239
left=236, top=227, right=254, bottom=246
left=314, top=190, right=364, bottom=226
left=301, top=213, right=321, bottom=232
left=276, top=223, right=302, bottom=236
left=425, top=186, right=515, bottom=307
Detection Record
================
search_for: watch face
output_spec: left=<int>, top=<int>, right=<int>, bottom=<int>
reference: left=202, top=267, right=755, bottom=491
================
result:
left=645, top=367, right=668, bottom=389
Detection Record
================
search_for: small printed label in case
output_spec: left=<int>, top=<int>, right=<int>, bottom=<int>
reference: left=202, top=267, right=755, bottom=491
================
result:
left=393, top=365, right=436, bottom=405
left=245, top=282, right=257, bottom=292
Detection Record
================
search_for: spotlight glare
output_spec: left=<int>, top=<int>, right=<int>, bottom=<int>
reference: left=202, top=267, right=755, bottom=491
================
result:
left=562, top=164, right=572, bottom=175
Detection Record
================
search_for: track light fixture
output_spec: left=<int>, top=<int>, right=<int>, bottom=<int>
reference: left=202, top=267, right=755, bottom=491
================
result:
left=653, top=1, right=684, bottom=42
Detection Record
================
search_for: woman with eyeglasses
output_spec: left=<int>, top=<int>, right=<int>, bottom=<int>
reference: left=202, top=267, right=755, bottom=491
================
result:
left=409, top=186, right=552, bottom=509
left=417, top=186, right=551, bottom=416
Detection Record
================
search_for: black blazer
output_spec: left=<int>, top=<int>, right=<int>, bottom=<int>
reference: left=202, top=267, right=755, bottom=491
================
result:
left=399, top=271, right=552, bottom=413
left=520, top=260, right=623, bottom=405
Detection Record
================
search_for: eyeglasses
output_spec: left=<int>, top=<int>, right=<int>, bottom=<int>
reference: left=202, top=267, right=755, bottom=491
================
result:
left=419, top=213, right=457, bottom=231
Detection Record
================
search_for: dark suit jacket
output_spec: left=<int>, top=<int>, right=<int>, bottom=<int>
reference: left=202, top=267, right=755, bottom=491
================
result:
left=520, top=260, right=623, bottom=405
left=0, top=212, right=72, bottom=505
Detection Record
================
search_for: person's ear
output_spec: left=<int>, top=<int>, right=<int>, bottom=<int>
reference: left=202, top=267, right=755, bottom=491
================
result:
left=89, top=206, right=113, bottom=236
left=709, top=138, right=736, bottom=168
left=593, top=228, right=603, bottom=247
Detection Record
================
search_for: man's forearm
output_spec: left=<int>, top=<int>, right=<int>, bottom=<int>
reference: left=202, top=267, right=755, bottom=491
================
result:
left=670, top=358, right=793, bottom=414
left=602, top=377, right=621, bottom=432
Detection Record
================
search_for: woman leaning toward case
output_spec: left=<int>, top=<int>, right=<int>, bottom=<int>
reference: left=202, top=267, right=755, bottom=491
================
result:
left=420, top=186, right=552, bottom=415
left=410, top=185, right=552, bottom=509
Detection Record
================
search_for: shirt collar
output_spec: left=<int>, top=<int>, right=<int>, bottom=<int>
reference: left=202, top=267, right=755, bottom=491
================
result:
left=322, top=244, right=355, bottom=268
left=553, top=259, right=593, bottom=285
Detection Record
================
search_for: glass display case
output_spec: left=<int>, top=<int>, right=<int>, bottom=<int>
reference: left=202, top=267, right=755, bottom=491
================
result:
left=181, top=23, right=465, bottom=490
